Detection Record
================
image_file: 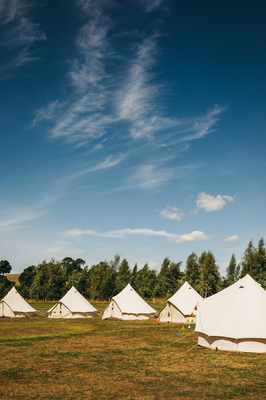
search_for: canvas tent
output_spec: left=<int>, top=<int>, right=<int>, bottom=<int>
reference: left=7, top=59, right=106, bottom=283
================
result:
left=196, top=274, right=266, bottom=353
left=0, top=287, right=37, bottom=318
left=159, top=282, right=202, bottom=324
left=102, top=283, right=156, bottom=320
left=48, top=286, right=97, bottom=319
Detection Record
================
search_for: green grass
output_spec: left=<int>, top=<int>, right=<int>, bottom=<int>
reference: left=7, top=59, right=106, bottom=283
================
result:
left=0, top=301, right=265, bottom=399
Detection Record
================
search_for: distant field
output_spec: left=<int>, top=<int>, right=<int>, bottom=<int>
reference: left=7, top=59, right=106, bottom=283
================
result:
left=6, top=274, right=20, bottom=285
left=0, top=302, right=265, bottom=400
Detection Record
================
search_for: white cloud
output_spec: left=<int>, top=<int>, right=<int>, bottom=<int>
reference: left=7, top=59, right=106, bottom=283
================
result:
left=32, top=100, right=64, bottom=126
left=160, top=207, right=184, bottom=222
left=175, top=230, right=208, bottom=243
left=224, top=234, right=239, bottom=242
left=196, top=192, right=234, bottom=212
left=117, top=35, right=159, bottom=139
left=65, top=154, right=126, bottom=182
left=33, top=0, right=114, bottom=143
left=65, top=226, right=208, bottom=244
left=0, top=0, right=46, bottom=75
left=116, top=33, right=225, bottom=145
left=64, top=228, right=98, bottom=238
left=127, top=163, right=174, bottom=189
left=90, top=154, right=125, bottom=171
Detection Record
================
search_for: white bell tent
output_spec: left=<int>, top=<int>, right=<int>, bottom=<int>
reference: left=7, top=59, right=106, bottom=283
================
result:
left=0, top=287, right=37, bottom=318
left=48, top=286, right=97, bottom=319
left=102, top=283, right=156, bottom=320
left=159, top=282, right=202, bottom=324
left=196, top=274, right=266, bottom=353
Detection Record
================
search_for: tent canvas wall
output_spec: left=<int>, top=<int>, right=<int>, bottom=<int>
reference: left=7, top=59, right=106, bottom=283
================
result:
left=159, top=282, right=202, bottom=324
left=196, top=275, right=266, bottom=353
left=0, top=287, right=37, bottom=318
left=48, top=286, right=97, bottom=319
left=102, top=283, right=156, bottom=320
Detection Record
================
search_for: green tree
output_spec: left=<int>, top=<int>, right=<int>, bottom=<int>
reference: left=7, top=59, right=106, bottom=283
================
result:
left=240, top=241, right=257, bottom=278
left=115, top=259, right=131, bottom=292
left=184, top=253, right=201, bottom=290
left=134, top=264, right=157, bottom=298
left=224, top=254, right=240, bottom=287
left=30, top=262, right=50, bottom=300
left=62, top=257, right=85, bottom=277
left=0, top=260, right=12, bottom=275
left=46, top=262, right=65, bottom=300
left=255, top=238, right=266, bottom=288
left=199, top=251, right=221, bottom=297
left=0, top=260, right=12, bottom=298
left=131, top=264, right=138, bottom=287
left=19, top=265, right=36, bottom=298
left=153, top=258, right=171, bottom=297
left=0, top=276, right=12, bottom=298
left=154, top=258, right=182, bottom=297
left=88, top=262, right=117, bottom=300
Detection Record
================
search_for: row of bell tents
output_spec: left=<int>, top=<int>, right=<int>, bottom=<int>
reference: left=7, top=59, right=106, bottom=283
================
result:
left=0, top=282, right=201, bottom=322
left=1, top=275, right=266, bottom=353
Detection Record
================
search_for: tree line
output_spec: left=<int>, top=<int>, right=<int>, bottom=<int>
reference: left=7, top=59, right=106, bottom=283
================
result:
left=0, top=238, right=266, bottom=300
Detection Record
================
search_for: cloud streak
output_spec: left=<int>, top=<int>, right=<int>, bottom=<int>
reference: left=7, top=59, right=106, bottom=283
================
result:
left=138, top=0, right=164, bottom=12
left=65, top=226, right=208, bottom=244
left=224, top=234, right=239, bottom=242
left=33, top=0, right=115, bottom=145
left=0, top=0, right=46, bottom=76
left=116, top=34, right=225, bottom=146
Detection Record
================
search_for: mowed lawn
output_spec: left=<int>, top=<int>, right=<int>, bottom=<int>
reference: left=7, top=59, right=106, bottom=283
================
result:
left=0, top=301, right=265, bottom=400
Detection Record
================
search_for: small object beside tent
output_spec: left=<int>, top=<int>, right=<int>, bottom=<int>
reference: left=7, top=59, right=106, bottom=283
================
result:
left=48, top=286, right=97, bottom=319
left=102, top=283, right=156, bottom=320
left=159, top=282, right=202, bottom=324
left=0, top=287, right=37, bottom=318
left=196, top=274, right=266, bottom=353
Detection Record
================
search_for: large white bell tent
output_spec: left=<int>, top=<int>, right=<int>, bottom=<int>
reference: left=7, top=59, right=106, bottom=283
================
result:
left=102, top=283, right=156, bottom=320
left=0, top=287, right=37, bottom=318
left=159, top=281, right=202, bottom=324
left=48, top=286, right=97, bottom=319
left=196, top=274, right=266, bottom=353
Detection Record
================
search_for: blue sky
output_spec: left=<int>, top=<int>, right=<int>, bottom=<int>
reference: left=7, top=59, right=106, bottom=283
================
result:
left=0, top=0, right=265, bottom=273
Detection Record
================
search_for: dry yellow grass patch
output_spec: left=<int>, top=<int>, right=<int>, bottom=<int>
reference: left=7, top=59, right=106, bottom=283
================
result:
left=0, top=301, right=265, bottom=399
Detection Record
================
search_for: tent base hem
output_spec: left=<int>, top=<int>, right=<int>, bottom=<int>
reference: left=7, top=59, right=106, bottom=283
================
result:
left=198, top=333, right=266, bottom=353
left=48, top=313, right=96, bottom=319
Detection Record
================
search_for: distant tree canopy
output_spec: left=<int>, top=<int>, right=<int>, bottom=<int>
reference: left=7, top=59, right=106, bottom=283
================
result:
left=0, top=260, right=13, bottom=298
left=1, top=238, right=266, bottom=300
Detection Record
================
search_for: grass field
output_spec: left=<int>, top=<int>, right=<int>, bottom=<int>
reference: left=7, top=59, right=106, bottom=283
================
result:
left=0, top=301, right=265, bottom=400
left=6, top=274, right=20, bottom=285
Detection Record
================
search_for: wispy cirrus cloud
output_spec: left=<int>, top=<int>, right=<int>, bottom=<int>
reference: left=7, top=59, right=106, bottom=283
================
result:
left=160, top=207, right=184, bottom=221
left=32, top=100, right=64, bottom=127
left=65, top=153, right=126, bottom=181
left=0, top=0, right=46, bottom=76
left=138, top=0, right=164, bottom=12
left=116, top=34, right=225, bottom=145
left=117, top=34, right=159, bottom=139
left=0, top=152, right=124, bottom=230
left=196, top=192, right=235, bottom=212
left=33, top=0, right=114, bottom=144
left=121, top=162, right=200, bottom=191
left=0, top=191, right=61, bottom=229
left=127, top=163, right=174, bottom=189
left=33, top=1, right=225, bottom=197
left=65, top=226, right=208, bottom=244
